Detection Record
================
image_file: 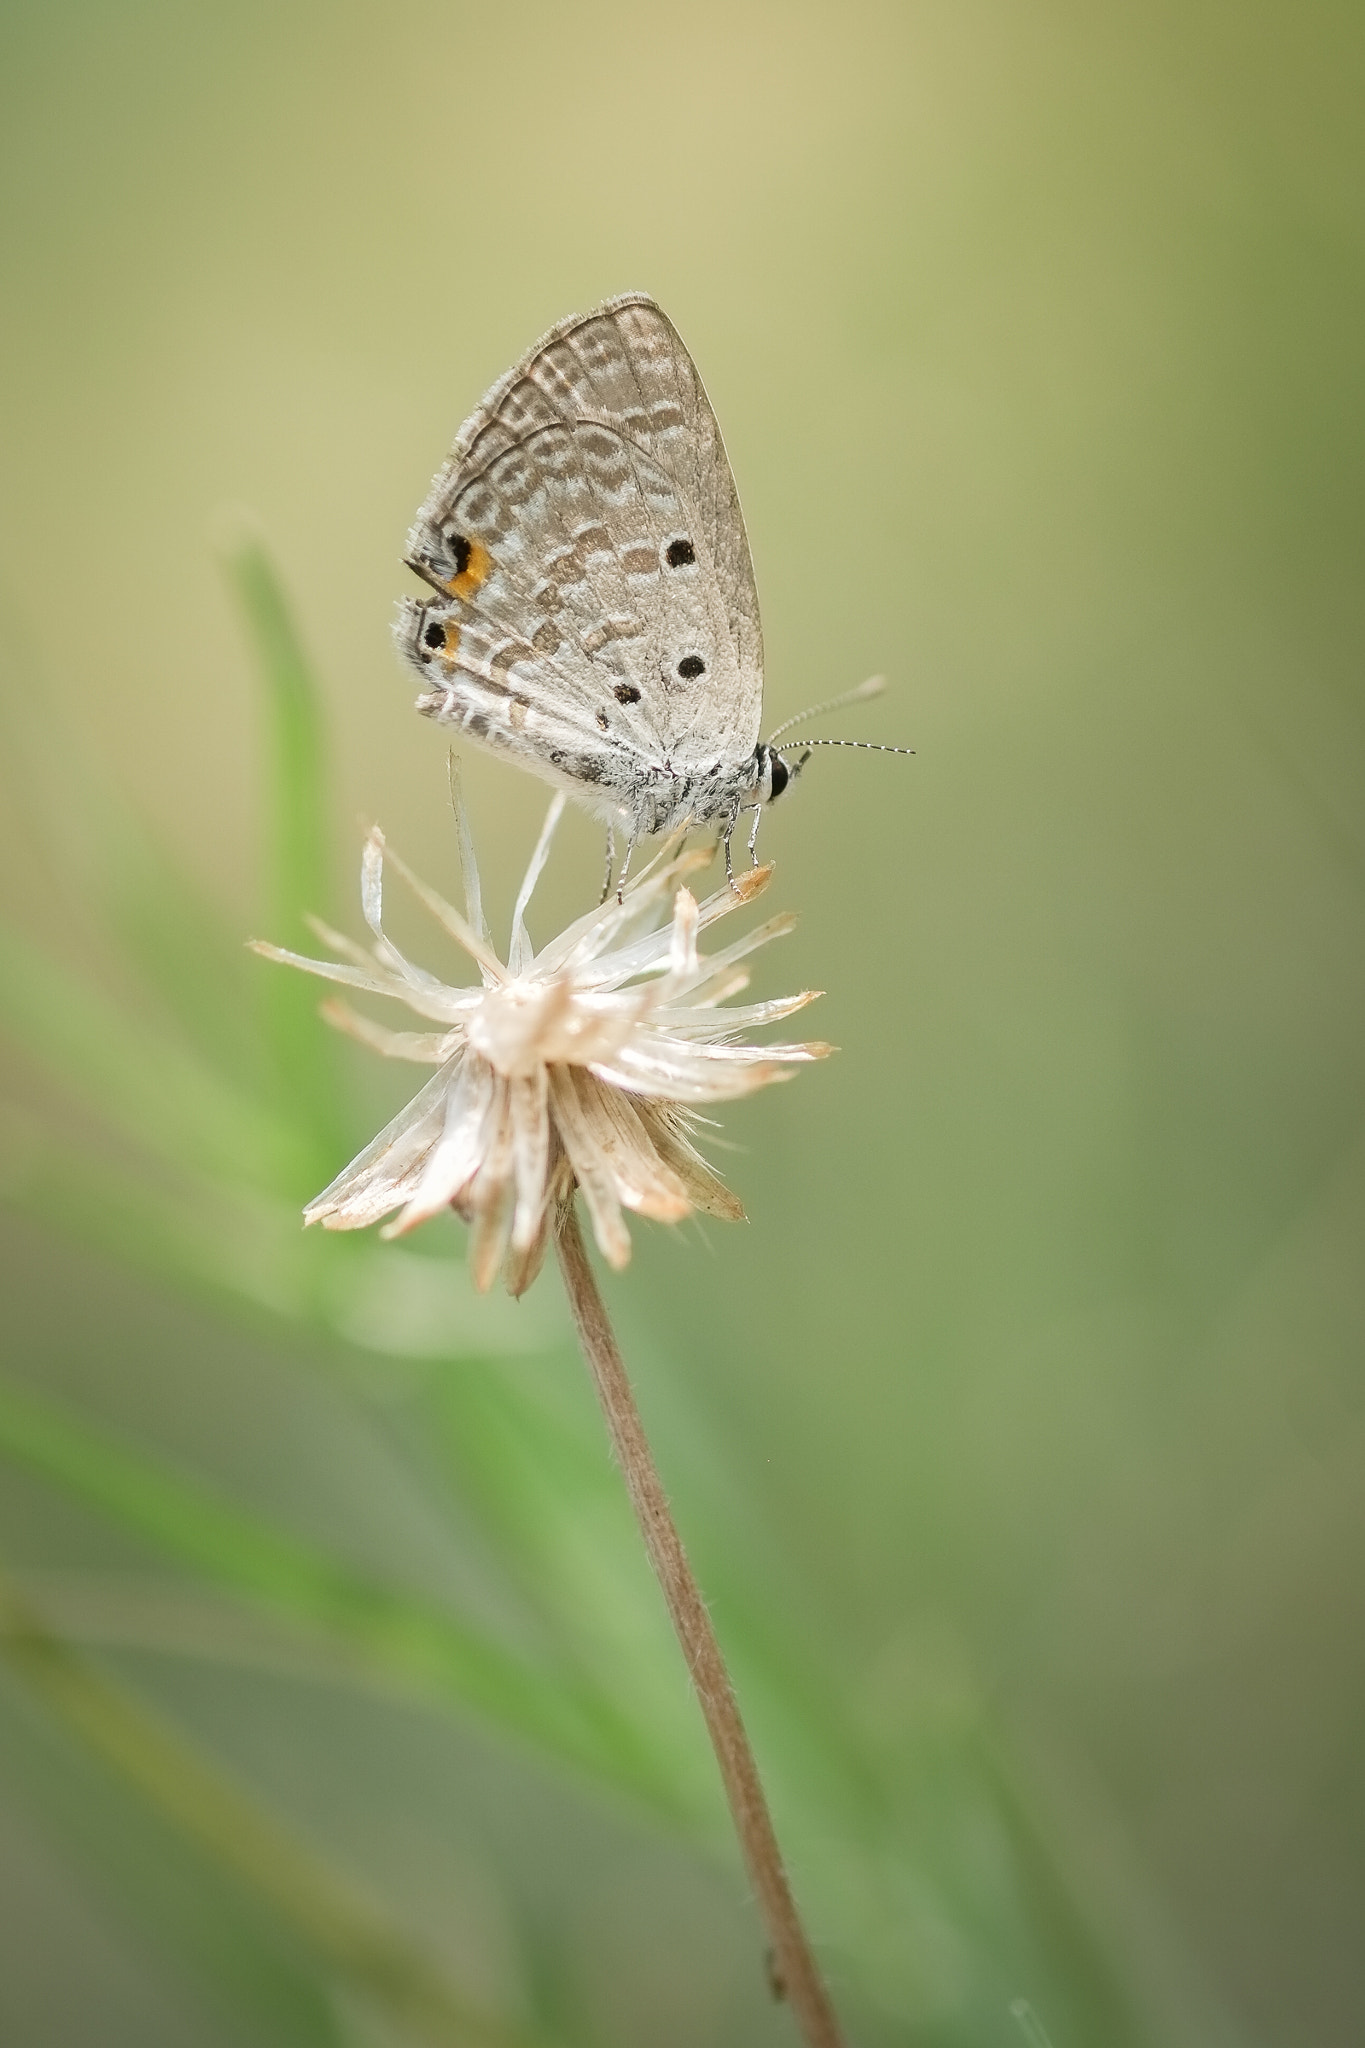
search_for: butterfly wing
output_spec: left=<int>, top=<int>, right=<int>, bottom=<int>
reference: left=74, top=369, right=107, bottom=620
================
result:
left=398, top=295, right=764, bottom=794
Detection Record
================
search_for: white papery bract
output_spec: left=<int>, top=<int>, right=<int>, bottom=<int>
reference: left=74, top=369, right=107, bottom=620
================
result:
left=252, top=795, right=829, bottom=1296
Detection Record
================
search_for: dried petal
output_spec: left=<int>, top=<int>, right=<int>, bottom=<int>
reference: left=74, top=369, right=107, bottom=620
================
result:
left=383, top=1056, right=494, bottom=1237
left=549, top=1067, right=631, bottom=1270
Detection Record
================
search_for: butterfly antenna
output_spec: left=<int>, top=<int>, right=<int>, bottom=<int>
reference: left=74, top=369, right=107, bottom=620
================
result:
left=796, top=738, right=915, bottom=755
left=788, top=737, right=915, bottom=787
left=765, top=673, right=887, bottom=745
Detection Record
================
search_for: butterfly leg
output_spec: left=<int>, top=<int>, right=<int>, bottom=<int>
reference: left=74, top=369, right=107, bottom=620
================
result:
left=720, top=802, right=761, bottom=891
left=614, top=833, right=639, bottom=905
left=598, top=825, right=616, bottom=906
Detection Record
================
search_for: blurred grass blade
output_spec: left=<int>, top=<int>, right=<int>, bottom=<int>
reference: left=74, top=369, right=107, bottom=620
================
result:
left=0, top=916, right=307, bottom=1192
left=226, top=534, right=328, bottom=955
left=95, top=805, right=266, bottom=1096
left=0, top=605, right=264, bottom=1089
left=0, top=1565, right=547, bottom=2048
left=417, top=1358, right=726, bottom=1813
left=226, top=535, right=342, bottom=1170
left=1011, top=2000, right=1057, bottom=2048
left=0, top=1099, right=323, bottom=1322
left=0, top=1375, right=682, bottom=1815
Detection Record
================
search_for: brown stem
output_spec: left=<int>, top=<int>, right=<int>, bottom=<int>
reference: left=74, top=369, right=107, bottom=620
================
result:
left=554, top=1202, right=848, bottom=2048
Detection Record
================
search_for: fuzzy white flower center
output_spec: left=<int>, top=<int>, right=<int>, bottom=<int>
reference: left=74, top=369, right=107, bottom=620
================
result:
left=466, top=976, right=644, bottom=1078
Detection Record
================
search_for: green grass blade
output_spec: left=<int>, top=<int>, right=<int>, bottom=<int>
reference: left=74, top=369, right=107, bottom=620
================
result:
left=0, top=604, right=266, bottom=1093
left=0, top=1565, right=550, bottom=2048
left=416, top=1358, right=724, bottom=1814
left=225, top=535, right=342, bottom=1171
left=0, top=917, right=307, bottom=1192
left=0, top=1100, right=328, bottom=1323
left=2, top=1669, right=347, bottom=2047
left=1, top=1101, right=556, bottom=1359
left=0, top=1375, right=683, bottom=1815
left=96, top=808, right=267, bottom=1097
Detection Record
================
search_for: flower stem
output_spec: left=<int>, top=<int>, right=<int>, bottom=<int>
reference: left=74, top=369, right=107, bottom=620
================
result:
left=554, top=1202, right=848, bottom=2048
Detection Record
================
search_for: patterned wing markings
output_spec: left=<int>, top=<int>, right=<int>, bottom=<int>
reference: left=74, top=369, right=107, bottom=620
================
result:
left=607, top=298, right=759, bottom=687
left=396, top=602, right=649, bottom=806
left=409, top=420, right=747, bottom=764
left=403, top=295, right=763, bottom=766
left=532, top=298, right=759, bottom=688
left=412, top=429, right=671, bottom=762
left=416, top=425, right=664, bottom=758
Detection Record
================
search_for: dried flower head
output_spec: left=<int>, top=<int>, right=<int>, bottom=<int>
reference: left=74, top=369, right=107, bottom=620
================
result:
left=252, top=794, right=830, bottom=1296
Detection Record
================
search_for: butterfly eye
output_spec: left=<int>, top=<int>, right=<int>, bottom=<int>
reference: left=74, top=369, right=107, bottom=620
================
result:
left=664, top=537, right=695, bottom=568
left=677, top=655, right=706, bottom=680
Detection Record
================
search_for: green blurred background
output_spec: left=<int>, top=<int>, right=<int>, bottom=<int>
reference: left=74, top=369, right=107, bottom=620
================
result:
left=1, top=2, right=1362, bottom=2044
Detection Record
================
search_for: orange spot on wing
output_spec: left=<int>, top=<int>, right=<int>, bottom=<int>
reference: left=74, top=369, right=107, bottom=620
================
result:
left=441, top=621, right=461, bottom=660
left=446, top=539, right=493, bottom=600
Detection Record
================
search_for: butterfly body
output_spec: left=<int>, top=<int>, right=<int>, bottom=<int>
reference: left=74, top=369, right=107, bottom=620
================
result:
left=396, top=293, right=787, bottom=846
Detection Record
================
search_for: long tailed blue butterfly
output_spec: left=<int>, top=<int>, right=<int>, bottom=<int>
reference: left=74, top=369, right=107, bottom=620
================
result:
left=395, top=293, right=902, bottom=886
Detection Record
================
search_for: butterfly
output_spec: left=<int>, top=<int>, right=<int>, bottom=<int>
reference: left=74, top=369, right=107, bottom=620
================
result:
left=395, top=292, right=897, bottom=886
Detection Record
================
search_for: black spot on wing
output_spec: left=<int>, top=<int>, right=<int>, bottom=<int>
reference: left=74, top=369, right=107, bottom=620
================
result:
left=548, top=747, right=607, bottom=785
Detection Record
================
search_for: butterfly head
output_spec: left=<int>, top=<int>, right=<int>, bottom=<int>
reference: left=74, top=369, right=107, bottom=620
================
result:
left=753, top=741, right=809, bottom=807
